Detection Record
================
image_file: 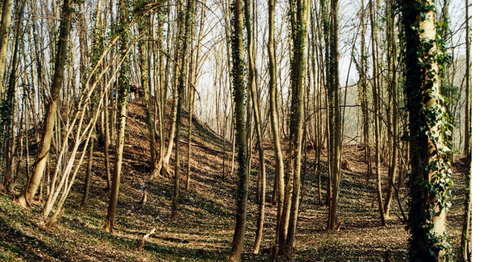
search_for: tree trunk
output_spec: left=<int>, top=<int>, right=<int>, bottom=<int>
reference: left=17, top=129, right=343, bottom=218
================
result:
left=228, top=0, right=248, bottom=260
left=267, top=0, right=285, bottom=258
left=80, top=137, right=94, bottom=209
left=0, top=0, right=13, bottom=94
left=369, top=0, right=386, bottom=227
left=1, top=0, right=25, bottom=192
left=357, top=0, right=371, bottom=182
left=172, top=0, right=194, bottom=219
left=326, top=0, right=341, bottom=231
left=402, top=0, right=453, bottom=260
left=16, top=0, right=74, bottom=209
left=240, top=0, right=266, bottom=254
left=105, top=0, right=130, bottom=233
left=383, top=0, right=397, bottom=220
left=460, top=0, right=471, bottom=260
left=280, top=0, right=310, bottom=257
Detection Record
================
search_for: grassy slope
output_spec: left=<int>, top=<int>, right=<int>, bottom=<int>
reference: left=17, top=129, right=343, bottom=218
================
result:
left=0, top=100, right=469, bottom=261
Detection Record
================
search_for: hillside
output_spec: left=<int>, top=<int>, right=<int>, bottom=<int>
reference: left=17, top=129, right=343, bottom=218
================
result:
left=0, top=99, right=470, bottom=261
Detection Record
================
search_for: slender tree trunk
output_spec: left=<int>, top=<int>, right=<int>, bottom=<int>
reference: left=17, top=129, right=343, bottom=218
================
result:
left=104, top=89, right=112, bottom=192
left=228, top=0, right=248, bottom=260
left=326, top=0, right=342, bottom=231
left=358, top=0, right=371, bottom=182
left=240, top=0, right=266, bottom=254
left=0, top=0, right=13, bottom=95
left=172, top=0, right=194, bottom=219
left=105, top=0, right=130, bottom=233
left=79, top=0, right=96, bottom=208
left=369, top=0, right=386, bottom=227
left=81, top=137, right=94, bottom=209
left=1, top=0, right=25, bottom=192
left=267, top=0, right=285, bottom=259
left=16, top=0, right=74, bottom=208
left=280, top=0, right=310, bottom=257
left=138, top=13, right=156, bottom=177
left=460, top=0, right=471, bottom=260
left=383, top=0, right=398, bottom=220
left=186, top=1, right=205, bottom=190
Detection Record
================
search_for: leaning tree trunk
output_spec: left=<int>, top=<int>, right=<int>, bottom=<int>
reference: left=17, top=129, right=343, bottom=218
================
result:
left=16, top=0, right=74, bottom=209
left=402, top=0, right=453, bottom=260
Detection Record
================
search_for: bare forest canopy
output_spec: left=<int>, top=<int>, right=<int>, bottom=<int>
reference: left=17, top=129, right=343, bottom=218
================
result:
left=0, top=0, right=472, bottom=261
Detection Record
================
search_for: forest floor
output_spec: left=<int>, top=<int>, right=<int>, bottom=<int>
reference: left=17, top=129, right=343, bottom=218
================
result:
left=0, top=99, right=470, bottom=261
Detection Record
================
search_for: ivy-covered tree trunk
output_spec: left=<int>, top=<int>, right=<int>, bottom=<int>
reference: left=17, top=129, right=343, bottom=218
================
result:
left=280, top=0, right=310, bottom=257
left=401, top=0, right=453, bottom=261
left=228, top=0, right=248, bottom=260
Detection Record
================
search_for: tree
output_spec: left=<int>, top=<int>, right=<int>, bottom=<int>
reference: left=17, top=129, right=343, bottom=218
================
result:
left=325, top=0, right=342, bottom=231
left=228, top=0, right=248, bottom=260
left=279, top=0, right=311, bottom=257
left=172, top=0, right=194, bottom=219
left=369, top=0, right=386, bottom=227
left=15, top=0, right=74, bottom=208
left=460, top=0, right=471, bottom=260
left=0, top=0, right=13, bottom=95
left=105, top=0, right=131, bottom=233
left=241, top=0, right=267, bottom=254
left=1, top=0, right=26, bottom=192
left=401, top=0, right=453, bottom=260
left=383, top=0, right=399, bottom=221
left=268, top=0, right=286, bottom=259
